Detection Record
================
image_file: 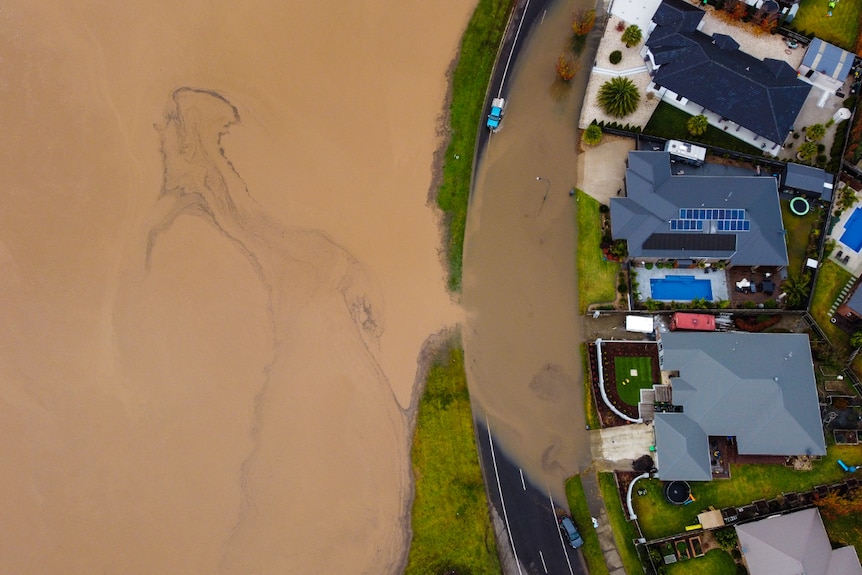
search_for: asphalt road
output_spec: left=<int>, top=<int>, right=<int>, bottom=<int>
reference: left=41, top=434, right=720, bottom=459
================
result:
left=477, top=419, right=588, bottom=575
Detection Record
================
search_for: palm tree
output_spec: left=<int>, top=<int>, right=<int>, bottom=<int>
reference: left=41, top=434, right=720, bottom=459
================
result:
left=583, top=124, right=603, bottom=146
left=687, top=114, right=709, bottom=136
left=797, top=141, right=818, bottom=162
left=621, top=25, right=643, bottom=48
left=782, top=272, right=811, bottom=308
left=597, top=77, right=640, bottom=118
left=806, top=123, right=826, bottom=141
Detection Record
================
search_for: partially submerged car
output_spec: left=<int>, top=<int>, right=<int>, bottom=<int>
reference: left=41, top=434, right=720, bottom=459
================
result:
left=559, top=516, right=584, bottom=549
left=486, top=97, right=506, bottom=132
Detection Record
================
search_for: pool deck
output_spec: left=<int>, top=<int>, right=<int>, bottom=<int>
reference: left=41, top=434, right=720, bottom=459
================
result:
left=634, top=267, right=729, bottom=303
left=830, top=203, right=862, bottom=275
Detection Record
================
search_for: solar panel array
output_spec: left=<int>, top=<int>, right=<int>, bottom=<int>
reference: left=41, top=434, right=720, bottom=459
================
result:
left=670, top=208, right=750, bottom=232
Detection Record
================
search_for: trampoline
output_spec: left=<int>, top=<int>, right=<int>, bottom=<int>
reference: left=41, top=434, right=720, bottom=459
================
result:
left=840, top=207, right=862, bottom=253
left=789, top=196, right=810, bottom=216
left=665, top=481, right=692, bottom=505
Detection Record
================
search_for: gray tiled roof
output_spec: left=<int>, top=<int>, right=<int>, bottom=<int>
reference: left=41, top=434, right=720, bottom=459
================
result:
left=611, top=151, right=788, bottom=266
left=736, top=508, right=862, bottom=575
left=654, top=332, right=826, bottom=481
left=784, top=163, right=833, bottom=201
left=647, top=0, right=810, bottom=143
left=802, top=38, right=855, bottom=83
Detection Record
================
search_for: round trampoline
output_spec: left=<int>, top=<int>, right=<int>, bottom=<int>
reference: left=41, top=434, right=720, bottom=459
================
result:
left=665, top=481, right=692, bottom=505
left=790, top=196, right=810, bottom=216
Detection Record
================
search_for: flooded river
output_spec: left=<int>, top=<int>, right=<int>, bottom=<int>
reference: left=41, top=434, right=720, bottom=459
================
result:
left=463, top=0, right=598, bottom=502
left=0, top=1, right=471, bottom=573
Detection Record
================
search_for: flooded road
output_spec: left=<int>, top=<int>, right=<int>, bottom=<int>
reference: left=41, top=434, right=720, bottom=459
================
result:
left=0, top=2, right=471, bottom=573
left=463, top=0, right=598, bottom=501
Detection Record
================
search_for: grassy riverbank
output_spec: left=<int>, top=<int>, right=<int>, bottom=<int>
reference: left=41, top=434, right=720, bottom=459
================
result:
left=405, top=343, right=501, bottom=574
left=437, top=0, right=516, bottom=292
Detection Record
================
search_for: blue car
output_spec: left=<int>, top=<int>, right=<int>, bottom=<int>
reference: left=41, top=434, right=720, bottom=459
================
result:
left=559, top=516, right=584, bottom=549
left=487, top=97, right=506, bottom=132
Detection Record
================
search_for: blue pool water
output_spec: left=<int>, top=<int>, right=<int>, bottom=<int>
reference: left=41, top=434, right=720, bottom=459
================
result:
left=840, top=207, right=862, bottom=253
left=650, top=275, right=713, bottom=301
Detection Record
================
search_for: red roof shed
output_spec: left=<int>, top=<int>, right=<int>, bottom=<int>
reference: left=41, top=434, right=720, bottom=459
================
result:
left=669, top=313, right=716, bottom=332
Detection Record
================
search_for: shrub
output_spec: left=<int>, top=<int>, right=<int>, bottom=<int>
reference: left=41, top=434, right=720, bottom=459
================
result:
left=598, top=77, right=640, bottom=118
left=583, top=123, right=603, bottom=146
left=556, top=53, right=577, bottom=81
left=687, top=114, right=709, bottom=136
left=807, top=123, right=826, bottom=141
left=599, top=203, right=610, bottom=214
left=645, top=262, right=654, bottom=269
left=609, top=50, right=622, bottom=65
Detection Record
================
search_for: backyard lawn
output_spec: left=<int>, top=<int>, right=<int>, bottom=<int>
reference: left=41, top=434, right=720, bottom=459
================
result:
left=632, top=444, right=862, bottom=541
left=565, top=476, right=610, bottom=575
left=663, top=548, right=737, bottom=575
left=577, top=190, right=619, bottom=313
left=810, top=259, right=854, bottom=356
left=614, top=356, right=655, bottom=406
left=789, top=0, right=861, bottom=51
left=643, top=103, right=763, bottom=154
left=780, top=198, right=823, bottom=276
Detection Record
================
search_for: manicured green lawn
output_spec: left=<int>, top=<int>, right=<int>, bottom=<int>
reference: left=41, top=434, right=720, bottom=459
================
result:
left=789, top=0, right=860, bottom=51
left=598, top=473, right=645, bottom=575
left=577, top=189, right=620, bottom=312
left=633, top=444, right=862, bottom=541
left=582, top=344, right=602, bottom=430
left=664, top=548, right=736, bottom=575
left=643, top=102, right=763, bottom=154
left=565, top=476, right=610, bottom=575
left=614, top=356, right=655, bottom=406
left=436, top=0, right=515, bottom=292
left=810, top=259, right=854, bottom=356
left=780, top=198, right=823, bottom=276
left=405, top=344, right=501, bottom=575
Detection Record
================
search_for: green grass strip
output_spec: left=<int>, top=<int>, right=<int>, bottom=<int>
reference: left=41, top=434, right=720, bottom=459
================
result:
left=633, top=443, right=862, bottom=540
left=405, top=344, right=501, bottom=575
left=576, top=190, right=620, bottom=313
left=789, top=0, right=860, bottom=51
left=810, top=258, right=853, bottom=356
left=597, top=473, right=644, bottom=575
left=780, top=198, right=823, bottom=276
left=565, top=476, right=610, bottom=575
left=437, top=0, right=516, bottom=292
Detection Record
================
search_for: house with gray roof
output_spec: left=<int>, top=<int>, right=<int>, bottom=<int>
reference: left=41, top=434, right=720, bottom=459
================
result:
left=652, top=331, right=826, bottom=481
left=736, top=508, right=862, bottom=575
left=643, top=0, right=810, bottom=153
left=611, top=151, right=788, bottom=267
left=782, top=163, right=834, bottom=201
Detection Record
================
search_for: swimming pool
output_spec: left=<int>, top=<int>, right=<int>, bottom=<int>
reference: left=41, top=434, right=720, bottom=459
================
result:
left=650, top=275, right=713, bottom=301
left=840, top=207, right=862, bottom=253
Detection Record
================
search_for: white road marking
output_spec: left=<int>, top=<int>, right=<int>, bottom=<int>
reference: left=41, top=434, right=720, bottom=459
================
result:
left=539, top=550, right=548, bottom=573
left=519, top=468, right=526, bottom=490
left=487, top=415, right=524, bottom=575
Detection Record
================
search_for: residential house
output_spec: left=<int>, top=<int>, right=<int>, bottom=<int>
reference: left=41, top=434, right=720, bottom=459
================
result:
left=736, top=508, right=862, bottom=575
left=610, top=151, right=788, bottom=268
left=782, top=163, right=834, bottom=201
left=649, top=331, right=826, bottom=481
left=643, top=0, right=811, bottom=155
left=798, top=38, right=856, bottom=98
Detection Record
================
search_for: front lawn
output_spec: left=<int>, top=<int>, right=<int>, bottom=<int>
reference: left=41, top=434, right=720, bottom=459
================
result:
left=577, top=190, right=620, bottom=312
left=614, top=356, right=655, bottom=406
left=810, top=259, right=854, bottom=357
left=633, top=444, right=862, bottom=540
left=643, top=102, right=763, bottom=154
left=565, top=476, right=610, bottom=575
left=598, top=473, right=644, bottom=575
left=664, top=548, right=737, bottom=575
left=789, top=0, right=861, bottom=51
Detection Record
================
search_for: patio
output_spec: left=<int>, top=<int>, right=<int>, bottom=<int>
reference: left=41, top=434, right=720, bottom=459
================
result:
left=726, top=266, right=784, bottom=307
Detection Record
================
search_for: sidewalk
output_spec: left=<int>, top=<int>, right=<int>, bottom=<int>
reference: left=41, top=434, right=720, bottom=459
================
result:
left=580, top=471, right=627, bottom=575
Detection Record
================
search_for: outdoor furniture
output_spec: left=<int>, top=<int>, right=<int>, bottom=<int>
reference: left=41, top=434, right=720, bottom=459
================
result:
left=837, top=250, right=844, bottom=260
left=762, top=280, right=775, bottom=295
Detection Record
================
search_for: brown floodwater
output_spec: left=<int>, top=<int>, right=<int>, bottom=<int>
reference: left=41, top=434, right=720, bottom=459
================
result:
left=0, top=2, right=471, bottom=573
left=463, top=0, right=597, bottom=502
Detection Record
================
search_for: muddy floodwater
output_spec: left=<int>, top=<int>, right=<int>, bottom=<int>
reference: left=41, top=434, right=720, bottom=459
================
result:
left=0, top=2, right=471, bottom=573
left=463, top=0, right=597, bottom=502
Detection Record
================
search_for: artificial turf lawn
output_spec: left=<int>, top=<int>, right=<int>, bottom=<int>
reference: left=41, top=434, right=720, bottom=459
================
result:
left=405, top=344, right=501, bottom=575
left=576, top=189, right=620, bottom=313
left=613, top=356, right=655, bottom=406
